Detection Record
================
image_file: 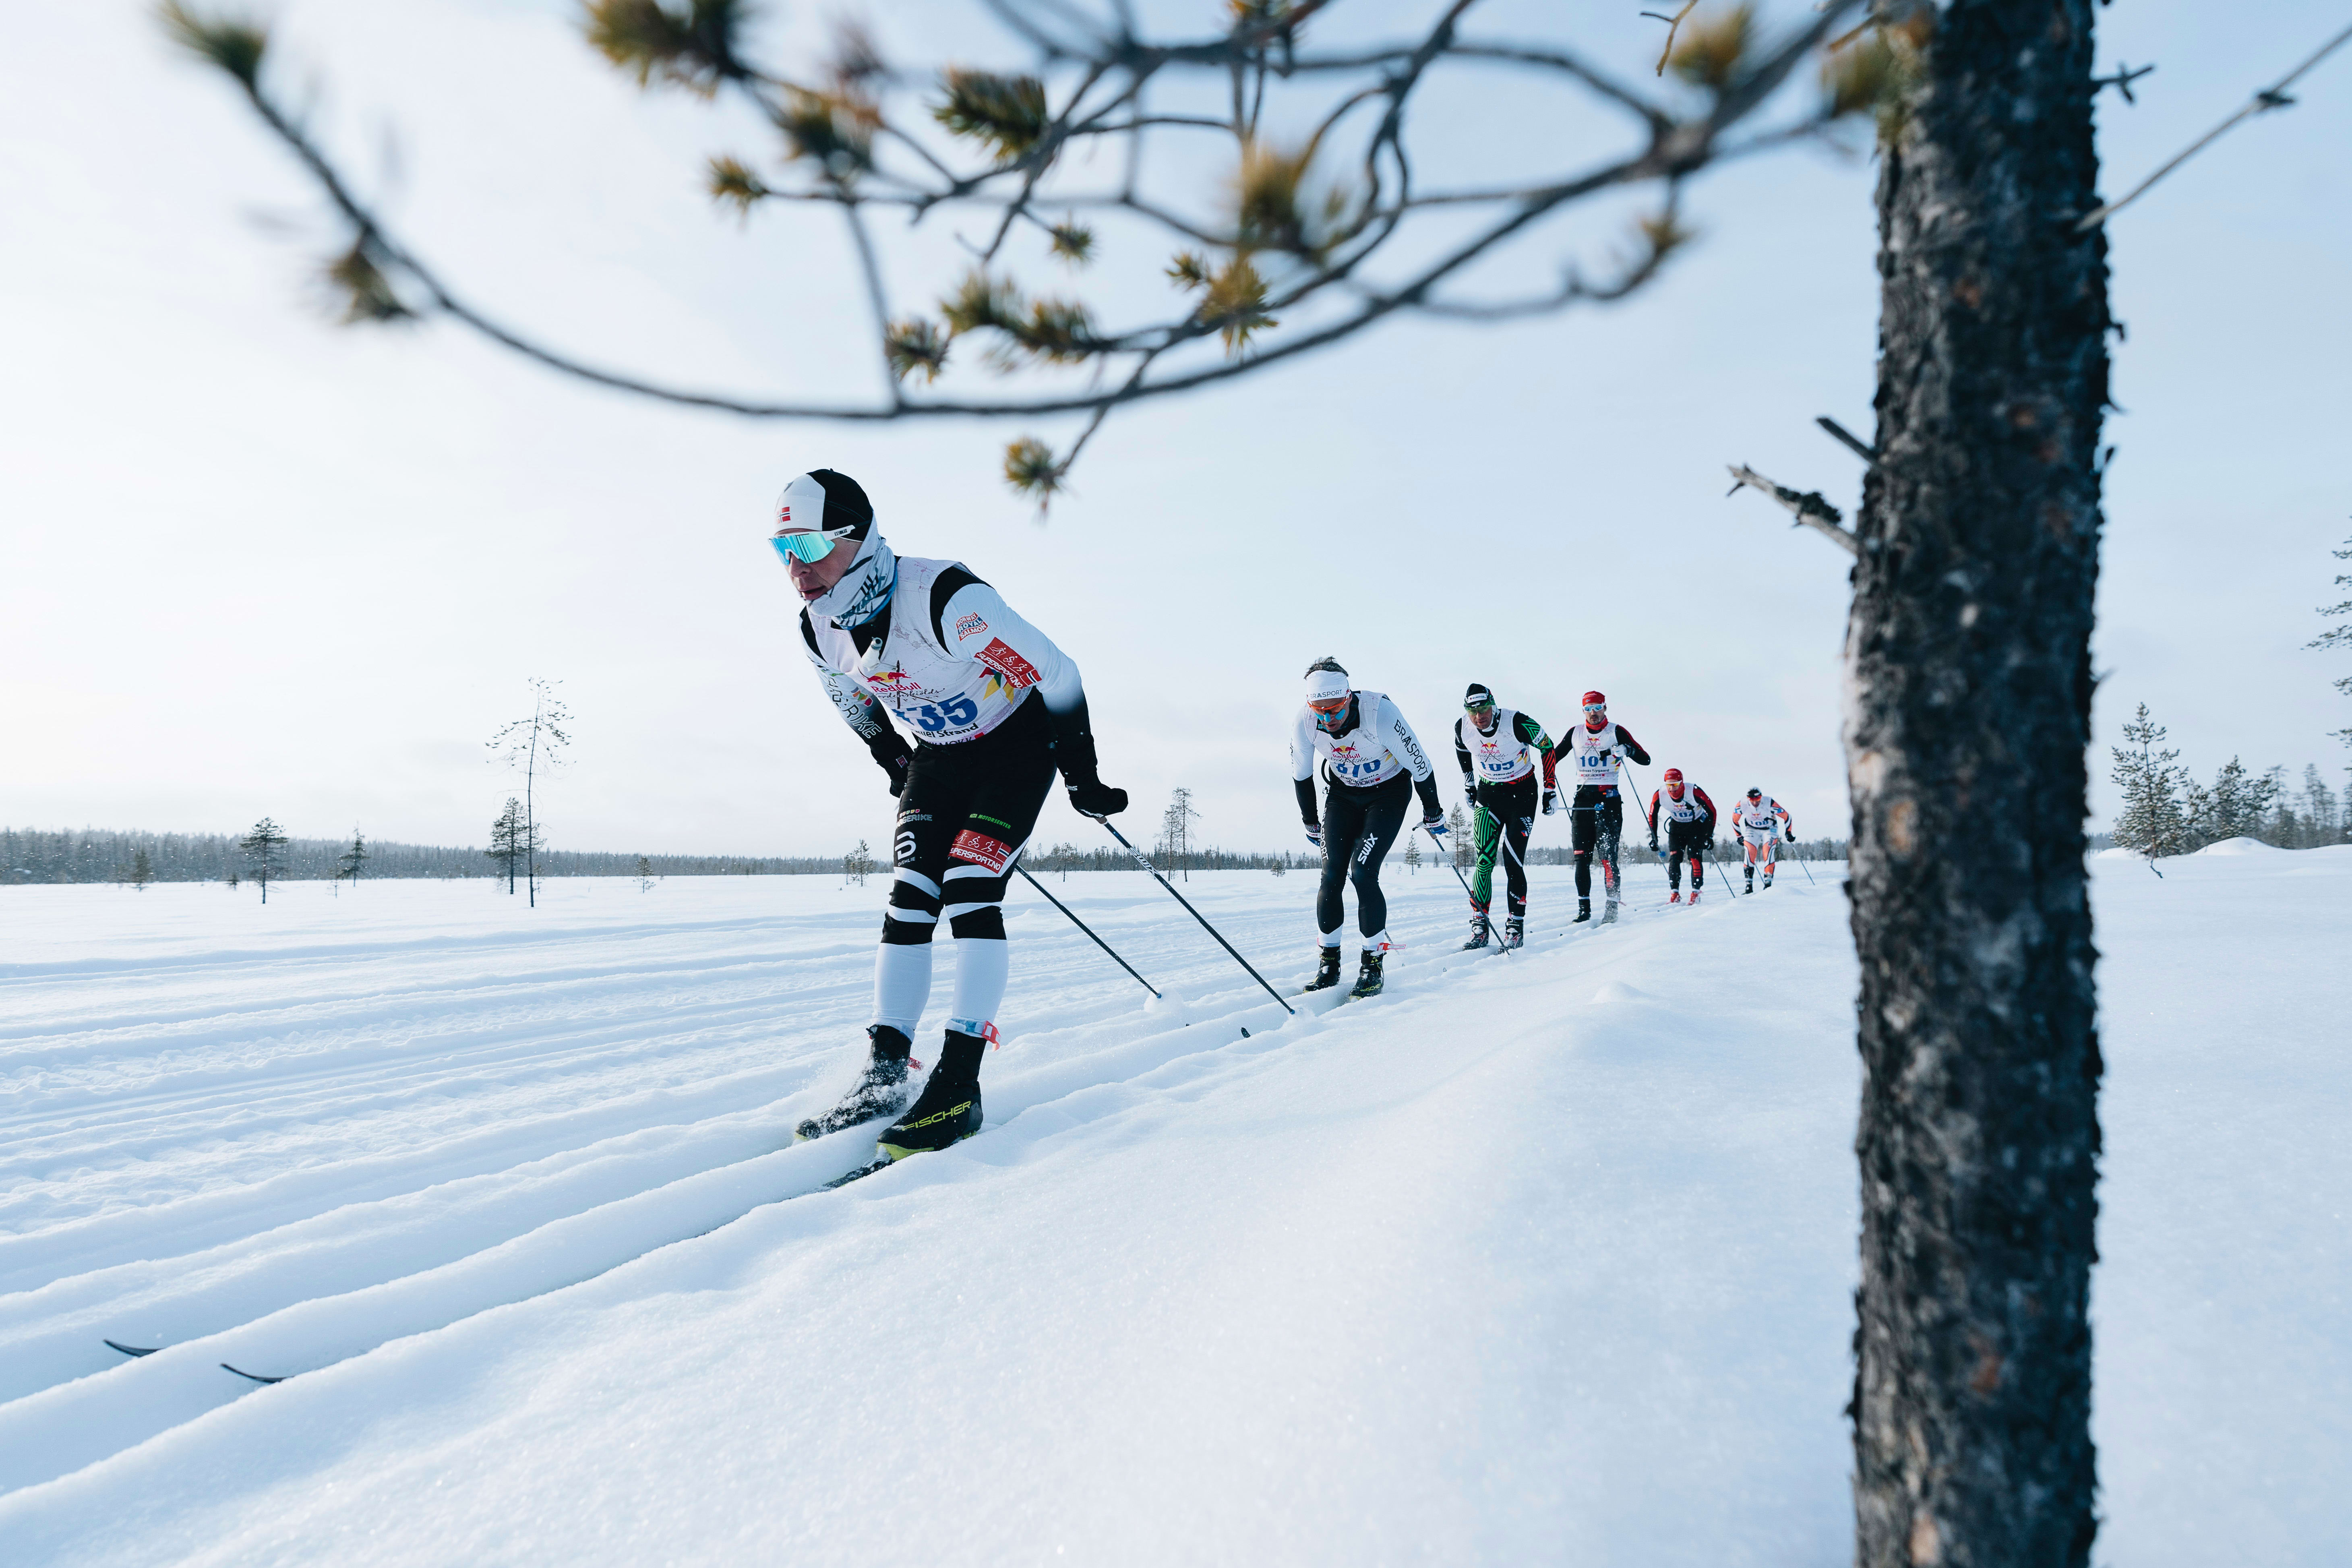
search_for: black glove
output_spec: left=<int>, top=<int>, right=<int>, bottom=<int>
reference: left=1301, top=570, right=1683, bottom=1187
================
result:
left=1541, top=789, right=1557, bottom=816
left=1047, top=697, right=1125, bottom=816
left=1786, top=829, right=1797, bottom=844
left=867, top=731, right=912, bottom=798
left=1068, top=778, right=1128, bottom=817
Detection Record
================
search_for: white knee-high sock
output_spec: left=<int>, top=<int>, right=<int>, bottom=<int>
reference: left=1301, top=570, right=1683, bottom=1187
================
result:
left=948, top=937, right=1010, bottom=1032
left=873, top=943, right=934, bottom=1036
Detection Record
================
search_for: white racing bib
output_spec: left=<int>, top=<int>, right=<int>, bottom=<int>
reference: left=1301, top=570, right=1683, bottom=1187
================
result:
left=1295, top=690, right=1430, bottom=790
left=1458, top=710, right=1537, bottom=785
left=1564, top=722, right=1624, bottom=788
left=806, top=556, right=1041, bottom=744
left=1660, top=788, right=1708, bottom=824
left=1735, top=796, right=1784, bottom=836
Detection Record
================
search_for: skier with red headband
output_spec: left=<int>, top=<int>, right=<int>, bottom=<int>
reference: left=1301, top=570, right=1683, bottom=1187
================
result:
left=1560, top=691, right=1651, bottom=924
left=1646, top=768, right=1718, bottom=904
left=775, top=468, right=1128, bottom=1164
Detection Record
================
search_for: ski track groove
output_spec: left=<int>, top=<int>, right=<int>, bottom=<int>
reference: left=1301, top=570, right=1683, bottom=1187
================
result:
left=0, top=866, right=1718, bottom=1499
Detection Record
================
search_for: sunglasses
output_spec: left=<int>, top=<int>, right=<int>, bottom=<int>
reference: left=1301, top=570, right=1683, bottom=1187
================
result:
left=1464, top=699, right=1495, bottom=714
left=770, top=526, right=860, bottom=565
left=1308, top=697, right=1350, bottom=715
left=1582, top=703, right=1607, bottom=715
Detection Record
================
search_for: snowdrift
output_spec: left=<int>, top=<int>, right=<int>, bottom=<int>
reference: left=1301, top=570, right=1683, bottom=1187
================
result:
left=2, top=852, right=2347, bottom=1566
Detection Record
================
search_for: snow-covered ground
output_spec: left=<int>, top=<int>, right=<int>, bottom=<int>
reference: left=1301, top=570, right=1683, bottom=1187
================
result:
left=1, top=848, right=2345, bottom=1566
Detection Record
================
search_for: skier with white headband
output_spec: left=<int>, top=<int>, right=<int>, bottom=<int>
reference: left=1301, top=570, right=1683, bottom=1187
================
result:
left=1558, top=690, right=1651, bottom=924
left=1290, top=656, right=1446, bottom=997
left=775, top=469, right=1127, bottom=1163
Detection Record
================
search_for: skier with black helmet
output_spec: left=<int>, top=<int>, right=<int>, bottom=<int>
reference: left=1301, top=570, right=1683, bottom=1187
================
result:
left=1291, top=658, right=1446, bottom=997
left=1731, top=787, right=1795, bottom=892
left=776, top=469, right=1127, bottom=1163
left=1558, top=690, right=1651, bottom=924
left=1452, top=682, right=1557, bottom=949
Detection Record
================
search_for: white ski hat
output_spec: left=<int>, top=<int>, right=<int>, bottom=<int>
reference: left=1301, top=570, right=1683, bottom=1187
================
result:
left=1304, top=666, right=1350, bottom=705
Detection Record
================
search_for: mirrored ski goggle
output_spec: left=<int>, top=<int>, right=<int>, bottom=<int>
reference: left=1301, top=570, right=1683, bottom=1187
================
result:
left=1582, top=702, right=1607, bottom=716
left=1464, top=698, right=1495, bottom=714
left=769, top=525, right=859, bottom=565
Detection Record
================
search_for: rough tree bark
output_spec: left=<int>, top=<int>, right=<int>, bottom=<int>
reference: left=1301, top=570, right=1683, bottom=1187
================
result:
left=1846, top=2, right=2109, bottom=1564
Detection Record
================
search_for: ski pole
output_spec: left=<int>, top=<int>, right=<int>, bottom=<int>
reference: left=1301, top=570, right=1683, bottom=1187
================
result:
left=1089, top=816, right=1295, bottom=1014
left=1431, top=822, right=1513, bottom=956
left=1014, top=862, right=1160, bottom=999
left=1793, top=838, right=1817, bottom=885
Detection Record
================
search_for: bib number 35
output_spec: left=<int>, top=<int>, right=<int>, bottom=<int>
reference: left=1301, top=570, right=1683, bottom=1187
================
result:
left=912, top=695, right=980, bottom=733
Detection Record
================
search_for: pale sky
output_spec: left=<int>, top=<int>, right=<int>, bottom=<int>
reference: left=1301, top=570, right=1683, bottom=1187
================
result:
left=4, top=0, right=2347, bottom=860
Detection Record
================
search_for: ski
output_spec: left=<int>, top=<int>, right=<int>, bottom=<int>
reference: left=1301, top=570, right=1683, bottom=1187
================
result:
left=103, top=1339, right=158, bottom=1359
left=220, top=1363, right=285, bottom=1385
left=823, top=1155, right=896, bottom=1189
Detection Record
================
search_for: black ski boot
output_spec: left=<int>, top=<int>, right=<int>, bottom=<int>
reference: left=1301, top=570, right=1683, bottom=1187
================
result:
left=1348, top=949, right=1385, bottom=999
left=877, top=1029, right=986, bottom=1160
left=1761, top=873, right=1775, bottom=889
left=1302, top=946, right=1344, bottom=992
left=1502, top=916, right=1524, bottom=949
left=1462, top=910, right=1491, bottom=950
left=794, top=1025, right=913, bottom=1142
left=1573, top=898, right=1593, bottom=925
left=1743, top=868, right=1755, bottom=895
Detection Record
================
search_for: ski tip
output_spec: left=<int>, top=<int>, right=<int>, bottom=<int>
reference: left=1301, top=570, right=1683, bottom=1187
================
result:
left=220, top=1362, right=286, bottom=1385
left=103, top=1339, right=159, bottom=1359
left=1238, top=1026, right=1250, bottom=1038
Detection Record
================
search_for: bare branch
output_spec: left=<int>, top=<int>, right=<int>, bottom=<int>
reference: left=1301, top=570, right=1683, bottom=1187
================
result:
left=2076, top=20, right=2352, bottom=232
left=1726, top=463, right=1858, bottom=554
left=158, top=0, right=1873, bottom=492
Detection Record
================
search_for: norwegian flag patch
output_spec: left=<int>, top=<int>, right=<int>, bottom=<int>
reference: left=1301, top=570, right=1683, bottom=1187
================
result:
left=976, top=637, right=1041, bottom=689
left=949, top=830, right=1015, bottom=873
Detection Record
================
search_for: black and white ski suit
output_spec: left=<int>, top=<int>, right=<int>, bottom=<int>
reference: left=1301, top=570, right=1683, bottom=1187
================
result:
left=801, top=537, right=1114, bottom=1041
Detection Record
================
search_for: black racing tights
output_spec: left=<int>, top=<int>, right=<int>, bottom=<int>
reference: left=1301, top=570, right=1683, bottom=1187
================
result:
left=1318, top=773, right=1410, bottom=943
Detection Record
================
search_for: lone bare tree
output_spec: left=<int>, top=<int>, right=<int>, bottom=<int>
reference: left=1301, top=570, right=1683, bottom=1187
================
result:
left=487, top=678, right=573, bottom=908
left=1157, top=787, right=1200, bottom=879
left=238, top=817, right=289, bottom=904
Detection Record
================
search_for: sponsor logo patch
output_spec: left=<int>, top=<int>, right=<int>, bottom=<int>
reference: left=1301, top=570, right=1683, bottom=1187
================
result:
left=954, top=612, right=987, bottom=641
left=949, top=830, right=1014, bottom=873
left=974, top=638, right=1040, bottom=689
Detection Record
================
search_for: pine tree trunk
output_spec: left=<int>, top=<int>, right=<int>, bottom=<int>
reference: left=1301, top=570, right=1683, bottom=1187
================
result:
left=1846, top=2, right=2108, bottom=1562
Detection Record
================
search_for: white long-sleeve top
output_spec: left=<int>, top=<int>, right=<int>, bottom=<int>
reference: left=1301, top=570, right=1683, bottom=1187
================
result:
left=1290, top=690, right=1435, bottom=790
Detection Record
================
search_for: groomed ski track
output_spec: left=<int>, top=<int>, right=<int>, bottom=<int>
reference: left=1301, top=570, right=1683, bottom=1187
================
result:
left=2, top=852, right=2348, bottom=1564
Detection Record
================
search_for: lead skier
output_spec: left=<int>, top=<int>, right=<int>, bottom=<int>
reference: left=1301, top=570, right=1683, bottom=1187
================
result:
left=1558, top=691, right=1652, bottom=924
left=776, top=469, right=1127, bottom=1161
left=1453, top=682, right=1557, bottom=949
left=1291, top=658, right=1446, bottom=997
left=1646, top=767, right=1718, bottom=904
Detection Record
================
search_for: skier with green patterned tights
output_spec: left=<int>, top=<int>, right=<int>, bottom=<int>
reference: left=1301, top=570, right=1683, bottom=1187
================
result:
left=1452, top=683, right=1558, bottom=949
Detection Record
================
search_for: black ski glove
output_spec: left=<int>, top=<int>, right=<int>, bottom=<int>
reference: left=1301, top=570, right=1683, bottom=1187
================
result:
left=1047, top=697, right=1127, bottom=817
left=867, top=730, right=912, bottom=797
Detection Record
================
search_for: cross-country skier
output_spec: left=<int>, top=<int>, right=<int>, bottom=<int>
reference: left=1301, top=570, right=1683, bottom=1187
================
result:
left=1453, top=682, right=1556, bottom=949
left=1646, top=768, right=1718, bottom=904
left=1292, top=658, right=1445, bottom=997
left=1558, top=691, right=1651, bottom=924
left=776, top=469, right=1127, bottom=1162
left=1731, top=787, right=1796, bottom=892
